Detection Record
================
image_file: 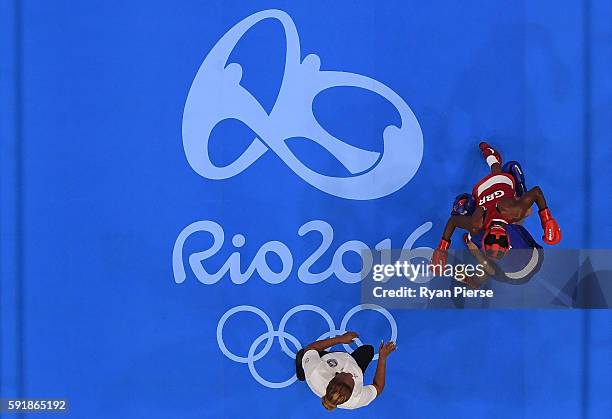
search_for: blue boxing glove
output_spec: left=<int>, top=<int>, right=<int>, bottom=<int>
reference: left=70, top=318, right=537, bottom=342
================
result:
left=451, top=193, right=476, bottom=216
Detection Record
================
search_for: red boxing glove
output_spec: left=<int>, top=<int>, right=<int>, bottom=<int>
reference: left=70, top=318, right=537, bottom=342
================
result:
left=431, top=238, right=451, bottom=268
left=539, top=208, right=561, bottom=245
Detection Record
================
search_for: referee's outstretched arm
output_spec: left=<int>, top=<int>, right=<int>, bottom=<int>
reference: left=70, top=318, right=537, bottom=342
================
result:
left=372, top=341, right=397, bottom=395
left=305, top=331, right=359, bottom=351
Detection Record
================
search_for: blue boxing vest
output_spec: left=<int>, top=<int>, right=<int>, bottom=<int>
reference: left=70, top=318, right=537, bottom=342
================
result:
left=468, top=224, right=544, bottom=284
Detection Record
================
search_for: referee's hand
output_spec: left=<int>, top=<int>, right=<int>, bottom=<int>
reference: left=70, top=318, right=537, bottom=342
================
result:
left=339, top=331, right=359, bottom=344
left=379, top=341, right=396, bottom=359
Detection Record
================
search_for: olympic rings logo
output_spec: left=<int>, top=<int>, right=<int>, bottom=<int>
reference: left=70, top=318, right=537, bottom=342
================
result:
left=216, top=304, right=397, bottom=388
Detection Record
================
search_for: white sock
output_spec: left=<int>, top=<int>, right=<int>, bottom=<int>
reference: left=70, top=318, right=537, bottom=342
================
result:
left=486, top=155, right=499, bottom=167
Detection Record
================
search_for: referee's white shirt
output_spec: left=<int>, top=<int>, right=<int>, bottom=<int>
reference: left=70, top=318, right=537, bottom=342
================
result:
left=302, top=350, right=377, bottom=409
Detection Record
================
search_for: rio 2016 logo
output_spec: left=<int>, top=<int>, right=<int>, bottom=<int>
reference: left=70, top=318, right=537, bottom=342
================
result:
left=182, top=9, right=423, bottom=200
left=173, top=219, right=433, bottom=284
left=175, top=9, right=431, bottom=285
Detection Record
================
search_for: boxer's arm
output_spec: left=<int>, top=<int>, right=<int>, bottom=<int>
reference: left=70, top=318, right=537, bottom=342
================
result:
left=433, top=208, right=484, bottom=268
left=467, top=244, right=496, bottom=276
left=516, top=186, right=561, bottom=245
left=516, top=186, right=547, bottom=213
left=442, top=207, right=485, bottom=240
left=456, top=236, right=495, bottom=289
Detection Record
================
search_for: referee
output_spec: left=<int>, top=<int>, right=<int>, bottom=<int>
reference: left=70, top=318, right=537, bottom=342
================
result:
left=295, top=331, right=396, bottom=410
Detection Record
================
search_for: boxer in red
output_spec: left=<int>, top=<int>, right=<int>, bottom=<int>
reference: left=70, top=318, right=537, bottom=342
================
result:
left=431, top=142, right=562, bottom=269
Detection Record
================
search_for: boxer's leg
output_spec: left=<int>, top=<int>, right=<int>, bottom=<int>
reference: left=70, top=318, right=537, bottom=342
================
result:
left=503, top=160, right=527, bottom=197
left=479, top=142, right=503, bottom=173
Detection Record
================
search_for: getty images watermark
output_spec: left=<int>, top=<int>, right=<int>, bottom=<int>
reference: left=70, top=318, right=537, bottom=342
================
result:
left=369, top=259, right=493, bottom=300
left=361, top=249, right=612, bottom=309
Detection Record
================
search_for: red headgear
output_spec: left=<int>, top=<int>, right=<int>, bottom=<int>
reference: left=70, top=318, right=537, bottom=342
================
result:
left=482, top=222, right=510, bottom=260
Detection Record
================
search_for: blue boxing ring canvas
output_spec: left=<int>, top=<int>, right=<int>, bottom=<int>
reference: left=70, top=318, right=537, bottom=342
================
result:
left=0, top=1, right=611, bottom=418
